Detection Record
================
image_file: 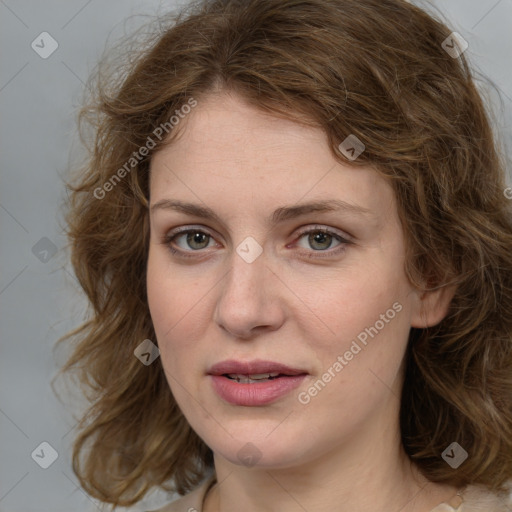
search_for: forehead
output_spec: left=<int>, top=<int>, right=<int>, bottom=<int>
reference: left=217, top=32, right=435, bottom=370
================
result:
left=149, top=92, right=396, bottom=223
left=153, top=92, right=330, bottom=170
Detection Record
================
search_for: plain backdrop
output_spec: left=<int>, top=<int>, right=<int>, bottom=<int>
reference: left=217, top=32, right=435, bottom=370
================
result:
left=1, top=0, right=511, bottom=511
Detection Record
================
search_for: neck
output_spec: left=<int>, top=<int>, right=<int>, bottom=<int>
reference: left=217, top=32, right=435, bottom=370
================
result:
left=204, top=419, right=458, bottom=512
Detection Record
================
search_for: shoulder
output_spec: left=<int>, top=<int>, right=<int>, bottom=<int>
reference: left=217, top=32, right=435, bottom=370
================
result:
left=460, top=484, right=512, bottom=512
left=147, top=474, right=216, bottom=512
left=146, top=478, right=512, bottom=512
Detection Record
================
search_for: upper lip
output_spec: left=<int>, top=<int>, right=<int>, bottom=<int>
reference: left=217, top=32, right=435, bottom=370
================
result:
left=208, top=359, right=308, bottom=376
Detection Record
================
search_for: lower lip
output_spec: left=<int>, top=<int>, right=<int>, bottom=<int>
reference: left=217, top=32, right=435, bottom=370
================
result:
left=209, top=374, right=307, bottom=406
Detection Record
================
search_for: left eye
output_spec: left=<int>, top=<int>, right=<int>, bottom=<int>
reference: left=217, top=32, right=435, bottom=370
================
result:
left=295, top=228, right=345, bottom=252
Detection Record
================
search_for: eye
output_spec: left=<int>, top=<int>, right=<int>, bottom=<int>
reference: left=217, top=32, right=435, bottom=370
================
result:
left=162, top=228, right=216, bottom=258
left=292, top=226, right=352, bottom=258
left=161, top=225, right=353, bottom=259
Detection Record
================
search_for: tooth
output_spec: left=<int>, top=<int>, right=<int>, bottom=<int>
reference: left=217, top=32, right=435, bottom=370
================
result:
left=225, top=372, right=282, bottom=382
left=248, top=373, right=273, bottom=379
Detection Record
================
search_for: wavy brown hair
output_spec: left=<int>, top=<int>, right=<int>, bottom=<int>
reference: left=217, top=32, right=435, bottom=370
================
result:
left=55, top=0, right=512, bottom=507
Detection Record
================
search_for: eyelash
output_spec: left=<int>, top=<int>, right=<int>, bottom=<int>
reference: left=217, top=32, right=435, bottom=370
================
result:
left=161, top=225, right=353, bottom=260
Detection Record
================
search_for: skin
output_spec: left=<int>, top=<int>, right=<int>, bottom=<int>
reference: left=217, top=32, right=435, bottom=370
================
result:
left=146, top=91, right=458, bottom=512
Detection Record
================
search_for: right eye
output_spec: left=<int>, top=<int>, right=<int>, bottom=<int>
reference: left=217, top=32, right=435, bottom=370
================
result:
left=162, top=228, right=218, bottom=258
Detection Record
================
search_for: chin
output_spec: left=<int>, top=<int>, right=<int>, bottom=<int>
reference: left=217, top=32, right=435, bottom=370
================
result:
left=206, top=428, right=310, bottom=470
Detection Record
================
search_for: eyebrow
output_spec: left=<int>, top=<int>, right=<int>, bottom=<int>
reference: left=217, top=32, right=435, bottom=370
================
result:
left=150, top=198, right=373, bottom=226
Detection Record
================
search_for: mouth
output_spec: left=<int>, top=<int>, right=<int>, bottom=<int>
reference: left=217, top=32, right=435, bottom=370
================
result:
left=223, top=372, right=293, bottom=383
left=207, top=359, right=309, bottom=406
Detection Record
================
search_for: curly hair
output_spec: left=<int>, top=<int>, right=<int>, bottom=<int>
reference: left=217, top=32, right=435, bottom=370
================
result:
left=55, top=0, right=512, bottom=507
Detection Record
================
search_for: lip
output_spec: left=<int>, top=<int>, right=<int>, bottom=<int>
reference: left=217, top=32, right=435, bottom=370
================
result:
left=208, top=359, right=308, bottom=406
left=208, top=359, right=308, bottom=376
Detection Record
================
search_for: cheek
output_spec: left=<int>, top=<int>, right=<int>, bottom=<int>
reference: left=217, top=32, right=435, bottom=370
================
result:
left=306, top=261, right=408, bottom=348
left=146, top=251, right=170, bottom=336
left=147, top=246, right=199, bottom=332
left=146, top=247, right=211, bottom=380
left=147, top=250, right=184, bottom=361
left=298, top=257, right=413, bottom=404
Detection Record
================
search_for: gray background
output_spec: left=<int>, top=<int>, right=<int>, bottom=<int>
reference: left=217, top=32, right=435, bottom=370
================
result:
left=1, top=1, right=511, bottom=511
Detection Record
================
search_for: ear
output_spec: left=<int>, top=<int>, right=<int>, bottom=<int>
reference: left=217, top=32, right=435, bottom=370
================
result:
left=410, top=282, right=457, bottom=328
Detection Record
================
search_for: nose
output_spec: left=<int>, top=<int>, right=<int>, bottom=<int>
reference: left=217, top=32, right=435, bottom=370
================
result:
left=213, top=243, right=285, bottom=340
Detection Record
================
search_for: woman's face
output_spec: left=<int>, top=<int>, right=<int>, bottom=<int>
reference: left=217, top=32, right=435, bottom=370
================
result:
left=146, top=91, right=437, bottom=469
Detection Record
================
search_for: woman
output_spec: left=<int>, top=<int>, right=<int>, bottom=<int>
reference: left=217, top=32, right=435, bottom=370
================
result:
left=58, top=0, right=512, bottom=510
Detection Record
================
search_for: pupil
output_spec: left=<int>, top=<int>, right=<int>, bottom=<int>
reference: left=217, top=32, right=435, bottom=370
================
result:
left=310, top=232, right=331, bottom=249
left=187, top=232, right=208, bottom=249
